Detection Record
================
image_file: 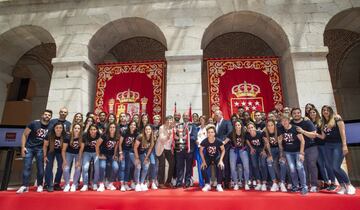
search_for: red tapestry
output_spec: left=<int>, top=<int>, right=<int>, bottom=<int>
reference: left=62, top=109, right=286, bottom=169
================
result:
left=94, top=61, right=166, bottom=122
left=207, top=57, right=284, bottom=119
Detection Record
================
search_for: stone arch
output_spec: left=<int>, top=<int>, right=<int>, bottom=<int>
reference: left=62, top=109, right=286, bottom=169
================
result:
left=324, top=7, right=360, bottom=120
left=0, top=25, right=56, bottom=124
left=201, top=11, right=298, bottom=115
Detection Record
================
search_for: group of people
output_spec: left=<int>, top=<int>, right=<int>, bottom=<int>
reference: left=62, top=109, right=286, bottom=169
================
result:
left=16, top=103, right=356, bottom=195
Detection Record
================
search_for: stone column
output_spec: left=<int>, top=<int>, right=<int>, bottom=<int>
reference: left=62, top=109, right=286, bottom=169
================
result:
left=47, top=57, right=97, bottom=119
left=290, top=47, right=336, bottom=111
left=0, top=72, right=13, bottom=122
left=165, top=50, right=203, bottom=116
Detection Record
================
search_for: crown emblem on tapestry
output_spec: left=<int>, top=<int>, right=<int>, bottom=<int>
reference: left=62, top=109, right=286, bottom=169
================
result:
left=232, top=81, right=261, bottom=97
left=116, top=89, right=140, bottom=103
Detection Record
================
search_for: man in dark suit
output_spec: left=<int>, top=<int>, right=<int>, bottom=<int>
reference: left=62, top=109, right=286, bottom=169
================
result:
left=214, top=110, right=233, bottom=188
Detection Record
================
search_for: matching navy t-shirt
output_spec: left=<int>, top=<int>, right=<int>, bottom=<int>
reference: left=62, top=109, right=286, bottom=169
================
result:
left=323, top=120, right=342, bottom=144
left=291, top=119, right=316, bottom=148
left=100, top=134, right=118, bottom=156
left=227, top=133, right=246, bottom=149
left=49, top=118, right=72, bottom=133
left=278, top=125, right=301, bottom=152
left=44, top=134, right=68, bottom=153
left=26, top=120, right=51, bottom=148
left=245, top=131, right=265, bottom=150
left=121, top=131, right=138, bottom=152
left=254, top=121, right=266, bottom=131
left=266, top=132, right=279, bottom=148
left=135, top=135, right=151, bottom=155
left=83, top=132, right=100, bottom=153
left=200, top=138, right=223, bottom=159
left=63, top=137, right=80, bottom=154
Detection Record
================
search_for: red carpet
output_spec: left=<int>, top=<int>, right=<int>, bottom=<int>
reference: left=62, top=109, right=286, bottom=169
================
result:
left=1, top=187, right=359, bottom=210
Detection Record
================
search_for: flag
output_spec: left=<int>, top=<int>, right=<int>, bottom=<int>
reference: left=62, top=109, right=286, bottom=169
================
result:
left=231, top=97, right=264, bottom=116
left=189, top=103, right=192, bottom=122
left=174, top=102, right=177, bottom=116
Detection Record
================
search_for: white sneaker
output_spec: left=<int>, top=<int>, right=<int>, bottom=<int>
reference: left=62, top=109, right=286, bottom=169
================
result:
left=346, top=185, right=356, bottom=195
left=141, top=183, right=148, bottom=191
left=247, top=180, right=252, bottom=186
left=130, top=182, right=136, bottom=190
left=36, top=185, right=43, bottom=193
left=270, top=183, right=279, bottom=192
left=108, top=183, right=116, bottom=191
left=97, top=183, right=105, bottom=192
left=135, top=184, right=142, bottom=192
left=233, top=184, right=239, bottom=190
left=151, top=182, right=158, bottom=190
left=125, top=184, right=132, bottom=191
left=92, top=184, right=98, bottom=191
left=171, top=178, right=177, bottom=187
left=252, top=180, right=257, bottom=186
left=238, top=181, right=243, bottom=188
left=80, top=185, right=88, bottom=192
left=120, top=185, right=126, bottom=192
left=287, top=183, right=292, bottom=190
left=261, top=184, right=267, bottom=191
left=105, top=180, right=109, bottom=189
left=70, top=184, right=76, bottom=192
left=254, top=183, right=262, bottom=191
left=63, top=184, right=71, bottom=192
left=279, top=183, right=287, bottom=192
left=244, top=184, right=250, bottom=191
left=216, top=184, right=224, bottom=192
left=337, top=186, right=347, bottom=195
left=16, top=186, right=29, bottom=194
left=310, top=186, right=318, bottom=193
left=202, top=184, right=211, bottom=192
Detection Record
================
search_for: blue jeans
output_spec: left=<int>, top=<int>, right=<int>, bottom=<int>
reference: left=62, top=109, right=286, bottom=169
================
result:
left=63, top=152, right=81, bottom=186
left=195, top=146, right=204, bottom=187
left=22, top=147, right=44, bottom=186
left=99, top=155, right=119, bottom=182
left=133, top=153, right=150, bottom=183
left=268, top=147, right=287, bottom=183
left=230, top=148, right=250, bottom=183
left=45, top=151, right=63, bottom=187
left=317, top=144, right=335, bottom=183
left=285, top=152, right=307, bottom=188
left=250, top=149, right=267, bottom=182
left=148, top=150, right=159, bottom=181
left=82, top=152, right=99, bottom=185
left=119, top=150, right=134, bottom=182
left=324, top=143, right=350, bottom=184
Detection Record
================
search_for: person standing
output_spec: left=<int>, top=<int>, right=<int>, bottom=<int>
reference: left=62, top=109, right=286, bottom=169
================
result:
left=195, top=115, right=207, bottom=187
left=254, top=111, right=265, bottom=131
left=214, top=110, right=233, bottom=189
left=49, top=107, right=71, bottom=133
left=97, top=111, right=107, bottom=134
left=17, top=110, right=53, bottom=194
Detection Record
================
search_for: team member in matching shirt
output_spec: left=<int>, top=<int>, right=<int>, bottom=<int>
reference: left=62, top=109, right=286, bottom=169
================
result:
left=278, top=115, right=308, bottom=195
left=43, top=122, right=66, bottom=192
left=17, top=110, right=53, bottom=194
left=200, top=126, right=225, bottom=192
left=246, top=122, right=268, bottom=191
left=119, top=121, right=138, bottom=191
left=62, top=123, right=83, bottom=192
left=317, top=105, right=356, bottom=195
left=263, top=119, right=287, bottom=192
left=96, top=122, right=119, bottom=192
left=80, top=124, right=101, bottom=191
left=225, top=120, right=250, bottom=190
left=133, top=124, right=155, bottom=192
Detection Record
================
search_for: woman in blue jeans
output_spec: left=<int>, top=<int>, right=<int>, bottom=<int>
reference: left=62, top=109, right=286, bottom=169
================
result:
left=309, top=108, right=335, bottom=190
left=278, top=115, right=307, bottom=195
left=43, top=122, right=66, bottom=192
left=119, top=121, right=138, bottom=191
left=96, top=122, right=119, bottom=192
left=246, top=123, right=268, bottom=191
left=317, top=105, right=356, bottom=195
left=80, top=124, right=100, bottom=191
left=263, top=119, right=287, bottom=192
left=133, top=124, right=154, bottom=192
left=225, top=120, right=250, bottom=190
left=62, top=123, right=83, bottom=192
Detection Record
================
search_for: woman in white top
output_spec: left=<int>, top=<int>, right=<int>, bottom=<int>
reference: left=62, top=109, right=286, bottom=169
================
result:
left=195, top=115, right=207, bottom=187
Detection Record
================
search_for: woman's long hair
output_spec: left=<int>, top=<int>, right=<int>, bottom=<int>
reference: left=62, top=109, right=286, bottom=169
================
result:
left=105, top=122, right=119, bottom=141
left=321, top=105, right=336, bottom=129
left=48, top=122, right=66, bottom=152
left=309, top=107, right=322, bottom=128
left=139, top=124, right=154, bottom=150
left=84, top=124, right=99, bottom=144
left=264, top=119, right=278, bottom=145
left=70, top=122, right=83, bottom=146
left=230, top=120, right=245, bottom=147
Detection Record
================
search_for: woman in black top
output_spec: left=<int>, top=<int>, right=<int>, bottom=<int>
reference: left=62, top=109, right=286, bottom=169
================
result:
left=317, top=105, right=356, bottom=195
left=133, top=124, right=154, bottom=192
left=200, top=126, right=225, bottom=192
left=246, top=122, right=268, bottom=191
left=62, top=123, right=84, bottom=192
left=43, top=122, right=66, bottom=192
left=96, top=122, right=119, bottom=192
